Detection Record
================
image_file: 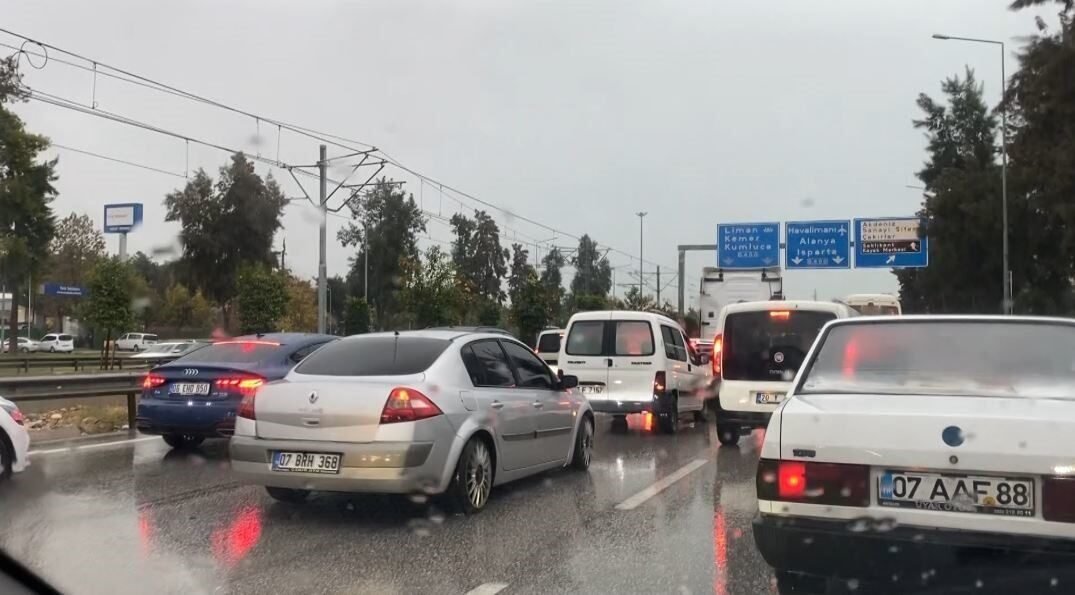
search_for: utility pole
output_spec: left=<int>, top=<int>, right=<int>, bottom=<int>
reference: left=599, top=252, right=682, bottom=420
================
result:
left=636, top=212, right=647, bottom=298
left=317, top=144, right=327, bottom=334
left=656, top=266, right=661, bottom=304
left=364, top=218, right=369, bottom=302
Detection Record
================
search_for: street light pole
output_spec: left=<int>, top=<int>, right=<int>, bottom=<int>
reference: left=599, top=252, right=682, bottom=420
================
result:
left=317, top=144, right=328, bottom=333
left=932, top=33, right=1011, bottom=314
left=636, top=212, right=647, bottom=298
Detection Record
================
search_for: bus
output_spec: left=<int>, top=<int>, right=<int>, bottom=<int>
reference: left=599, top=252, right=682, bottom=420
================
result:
left=844, top=293, right=902, bottom=316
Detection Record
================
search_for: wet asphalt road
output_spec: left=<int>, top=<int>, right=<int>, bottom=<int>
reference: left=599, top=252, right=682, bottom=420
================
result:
left=0, top=414, right=776, bottom=595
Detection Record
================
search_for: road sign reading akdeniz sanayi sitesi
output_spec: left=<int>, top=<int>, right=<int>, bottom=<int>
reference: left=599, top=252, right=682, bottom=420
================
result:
left=785, top=220, right=850, bottom=269
left=717, top=222, right=780, bottom=269
left=854, top=217, right=928, bottom=268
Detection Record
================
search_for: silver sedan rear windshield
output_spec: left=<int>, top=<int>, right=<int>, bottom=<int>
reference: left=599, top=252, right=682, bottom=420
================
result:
left=295, top=336, right=450, bottom=376
left=799, top=320, right=1075, bottom=398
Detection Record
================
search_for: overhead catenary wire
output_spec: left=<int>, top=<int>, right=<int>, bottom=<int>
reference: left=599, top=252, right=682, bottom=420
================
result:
left=2, top=27, right=691, bottom=282
left=50, top=142, right=187, bottom=178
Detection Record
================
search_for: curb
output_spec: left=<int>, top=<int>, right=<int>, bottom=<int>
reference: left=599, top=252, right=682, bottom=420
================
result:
left=30, top=429, right=139, bottom=447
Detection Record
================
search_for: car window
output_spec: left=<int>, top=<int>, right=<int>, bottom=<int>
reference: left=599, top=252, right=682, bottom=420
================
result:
left=289, top=341, right=329, bottom=363
left=660, top=325, right=687, bottom=362
left=536, top=332, right=561, bottom=353
left=176, top=340, right=284, bottom=365
left=42, top=335, right=56, bottom=341
left=722, top=310, right=835, bottom=381
left=500, top=340, right=555, bottom=389
left=119, top=334, right=129, bottom=340
left=461, top=340, right=515, bottom=387
left=613, top=321, right=655, bottom=357
left=681, top=330, right=702, bottom=365
left=800, top=321, right=1075, bottom=398
left=565, top=321, right=605, bottom=356
left=59, top=335, right=73, bottom=341
left=295, top=337, right=445, bottom=375
left=145, top=334, right=158, bottom=341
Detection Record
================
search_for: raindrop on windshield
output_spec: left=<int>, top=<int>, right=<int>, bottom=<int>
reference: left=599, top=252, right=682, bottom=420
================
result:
left=846, top=578, right=860, bottom=591
left=847, top=518, right=870, bottom=533
left=409, top=494, right=429, bottom=505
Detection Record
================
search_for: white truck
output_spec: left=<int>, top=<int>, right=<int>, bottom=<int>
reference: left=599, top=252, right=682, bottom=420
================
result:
left=697, top=267, right=783, bottom=339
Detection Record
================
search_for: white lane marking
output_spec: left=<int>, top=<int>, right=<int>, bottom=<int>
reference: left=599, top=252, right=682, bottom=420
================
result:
left=464, top=583, right=509, bottom=595
left=614, top=457, right=709, bottom=511
left=29, top=436, right=158, bottom=456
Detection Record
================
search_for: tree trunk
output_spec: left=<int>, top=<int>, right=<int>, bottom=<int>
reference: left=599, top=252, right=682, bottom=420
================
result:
left=7, top=282, right=19, bottom=353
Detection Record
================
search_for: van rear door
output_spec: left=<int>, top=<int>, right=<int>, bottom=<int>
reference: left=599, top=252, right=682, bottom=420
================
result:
left=561, top=316, right=611, bottom=402
left=606, top=319, right=659, bottom=402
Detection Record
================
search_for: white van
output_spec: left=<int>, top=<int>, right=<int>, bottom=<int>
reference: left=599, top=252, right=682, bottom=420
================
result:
left=38, top=333, right=75, bottom=353
left=115, top=332, right=159, bottom=352
left=844, top=293, right=902, bottom=316
left=558, top=311, right=710, bottom=434
left=711, top=300, right=856, bottom=445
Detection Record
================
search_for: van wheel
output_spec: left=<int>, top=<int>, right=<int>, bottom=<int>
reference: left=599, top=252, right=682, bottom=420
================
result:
left=658, top=395, right=679, bottom=434
left=610, top=416, right=628, bottom=433
left=717, top=424, right=740, bottom=446
left=0, top=430, right=13, bottom=481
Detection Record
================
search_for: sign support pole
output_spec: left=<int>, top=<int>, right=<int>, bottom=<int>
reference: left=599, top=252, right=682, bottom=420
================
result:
left=119, top=232, right=128, bottom=261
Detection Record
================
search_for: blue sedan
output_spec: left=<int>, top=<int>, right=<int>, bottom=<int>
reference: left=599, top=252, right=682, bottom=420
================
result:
left=136, top=333, right=336, bottom=449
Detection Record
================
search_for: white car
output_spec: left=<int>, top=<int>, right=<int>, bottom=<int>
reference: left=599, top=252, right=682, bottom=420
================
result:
left=711, top=300, right=857, bottom=445
left=754, top=316, right=1075, bottom=593
left=558, top=310, right=710, bottom=434
left=128, top=341, right=205, bottom=359
left=38, top=333, right=75, bottom=353
left=1, top=337, right=39, bottom=353
left=115, top=332, right=159, bottom=352
left=535, top=328, right=564, bottom=372
left=0, top=396, right=30, bottom=480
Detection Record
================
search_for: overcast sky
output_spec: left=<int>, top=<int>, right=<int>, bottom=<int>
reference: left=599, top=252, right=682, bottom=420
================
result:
left=4, top=0, right=1055, bottom=307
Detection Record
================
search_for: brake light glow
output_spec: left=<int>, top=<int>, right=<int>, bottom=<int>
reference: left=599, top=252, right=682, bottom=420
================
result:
left=212, top=340, right=281, bottom=347
left=711, top=334, right=723, bottom=376
left=215, top=376, right=265, bottom=396
left=757, top=459, right=869, bottom=506
left=769, top=311, right=791, bottom=320
left=8, top=409, right=24, bottom=426
left=380, top=387, right=443, bottom=424
left=1044, top=477, right=1075, bottom=523
left=653, top=371, right=667, bottom=396
left=143, top=374, right=166, bottom=389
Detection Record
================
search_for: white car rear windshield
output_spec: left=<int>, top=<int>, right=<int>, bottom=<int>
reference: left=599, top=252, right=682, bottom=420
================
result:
left=799, top=320, right=1075, bottom=398
left=296, top=336, right=449, bottom=376
left=722, top=310, right=835, bottom=381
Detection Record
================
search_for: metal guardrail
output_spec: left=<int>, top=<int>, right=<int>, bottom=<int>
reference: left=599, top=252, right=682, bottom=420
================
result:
left=0, top=372, right=145, bottom=428
left=0, top=354, right=174, bottom=374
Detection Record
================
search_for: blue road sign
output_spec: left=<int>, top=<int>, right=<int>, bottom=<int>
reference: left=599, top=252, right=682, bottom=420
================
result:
left=785, top=220, right=851, bottom=269
left=854, top=217, right=928, bottom=268
left=42, top=283, right=86, bottom=297
left=103, top=203, right=144, bottom=234
left=717, top=222, right=780, bottom=269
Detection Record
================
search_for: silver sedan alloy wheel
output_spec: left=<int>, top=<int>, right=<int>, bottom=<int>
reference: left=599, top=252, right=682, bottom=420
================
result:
left=466, top=440, right=492, bottom=509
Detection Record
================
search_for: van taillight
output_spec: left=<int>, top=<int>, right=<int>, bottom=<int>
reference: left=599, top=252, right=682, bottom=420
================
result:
left=757, top=459, right=869, bottom=506
left=652, top=371, right=667, bottom=398
left=1044, top=477, right=1075, bottom=523
left=711, top=334, right=723, bottom=376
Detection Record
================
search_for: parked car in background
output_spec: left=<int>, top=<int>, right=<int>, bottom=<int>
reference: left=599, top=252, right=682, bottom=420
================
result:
left=38, top=334, right=74, bottom=353
left=136, top=333, right=336, bottom=449
left=230, top=329, right=592, bottom=512
left=129, top=341, right=207, bottom=360
left=535, top=328, right=564, bottom=372
left=1, top=337, right=39, bottom=353
left=115, top=333, right=159, bottom=352
left=0, top=396, right=29, bottom=481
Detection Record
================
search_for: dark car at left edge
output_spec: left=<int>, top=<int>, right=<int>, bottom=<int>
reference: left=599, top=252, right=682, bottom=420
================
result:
left=136, top=333, right=336, bottom=449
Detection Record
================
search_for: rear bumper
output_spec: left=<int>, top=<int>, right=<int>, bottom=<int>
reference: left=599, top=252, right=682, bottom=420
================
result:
left=229, top=435, right=450, bottom=495
left=712, top=397, right=771, bottom=428
left=588, top=400, right=654, bottom=414
left=136, top=397, right=237, bottom=437
left=753, top=514, right=1075, bottom=580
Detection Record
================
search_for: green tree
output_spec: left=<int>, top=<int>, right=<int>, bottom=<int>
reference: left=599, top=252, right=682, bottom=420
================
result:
left=326, top=275, right=348, bottom=332
left=279, top=275, right=318, bottom=332
left=338, top=180, right=426, bottom=329
left=1004, top=0, right=1075, bottom=312
left=235, top=265, right=287, bottom=334
left=189, top=290, right=214, bottom=330
left=451, top=210, right=508, bottom=304
left=570, top=234, right=612, bottom=298
left=573, top=294, right=609, bottom=312
left=400, top=246, right=464, bottom=328
left=622, top=285, right=656, bottom=311
left=83, top=258, right=134, bottom=358
left=539, top=247, right=566, bottom=324
left=895, top=69, right=1015, bottom=313
left=342, top=297, right=371, bottom=335
left=0, top=56, right=57, bottom=349
left=161, top=283, right=194, bottom=331
left=507, top=243, right=548, bottom=342
left=165, top=153, right=286, bottom=327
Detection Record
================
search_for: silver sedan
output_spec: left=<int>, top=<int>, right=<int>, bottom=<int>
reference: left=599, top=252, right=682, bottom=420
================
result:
left=230, top=329, right=594, bottom=513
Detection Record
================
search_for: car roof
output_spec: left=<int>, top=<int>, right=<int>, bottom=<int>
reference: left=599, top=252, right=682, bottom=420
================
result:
left=538, top=328, right=564, bottom=335
left=567, top=310, right=680, bottom=325
left=421, top=326, right=513, bottom=336
left=224, top=332, right=337, bottom=348
left=827, top=314, right=1075, bottom=326
left=341, top=329, right=523, bottom=343
left=722, top=300, right=854, bottom=316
